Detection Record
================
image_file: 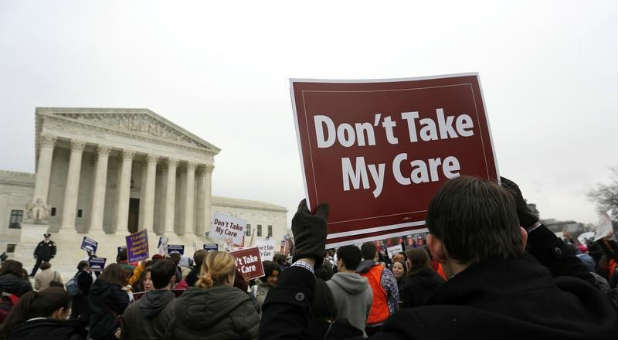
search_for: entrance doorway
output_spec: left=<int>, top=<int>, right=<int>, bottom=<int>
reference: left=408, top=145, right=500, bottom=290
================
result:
left=128, top=198, right=140, bottom=233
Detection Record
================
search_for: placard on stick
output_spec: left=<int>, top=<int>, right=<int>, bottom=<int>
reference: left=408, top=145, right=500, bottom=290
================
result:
left=210, top=212, right=246, bottom=247
left=126, top=230, right=149, bottom=263
left=291, top=74, right=498, bottom=247
left=230, top=247, right=265, bottom=281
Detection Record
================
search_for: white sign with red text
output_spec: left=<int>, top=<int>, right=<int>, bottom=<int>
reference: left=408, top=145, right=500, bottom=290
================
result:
left=211, top=212, right=246, bottom=247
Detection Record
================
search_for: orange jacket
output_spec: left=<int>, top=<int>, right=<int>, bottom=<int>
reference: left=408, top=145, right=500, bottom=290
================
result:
left=360, top=264, right=390, bottom=325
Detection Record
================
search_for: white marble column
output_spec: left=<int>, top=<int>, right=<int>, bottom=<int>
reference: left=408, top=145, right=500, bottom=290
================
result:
left=184, top=162, right=196, bottom=235
left=61, top=140, right=86, bottom=230
left=115, top=150, right=134, bottom=233
left=164, top=158, right=177, bottom=234
left=32, top=135, right=56, bottom=206
left=89, top=145, right=111, bottom=232
left=142, top=154, right=158, bottom=231
left=197, top=164, right=214, bottom=236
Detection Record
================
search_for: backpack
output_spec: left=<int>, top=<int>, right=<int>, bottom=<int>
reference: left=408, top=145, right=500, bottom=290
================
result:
left=0, top=292, right=19, bottom=322
left=65, top=273, right=81, bottom=296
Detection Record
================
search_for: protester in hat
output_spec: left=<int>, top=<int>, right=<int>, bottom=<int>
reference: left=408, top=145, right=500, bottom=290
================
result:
left=88, top=264, right=130, bottom=340
left=159, top=251, right=260, bottom=339
left=398, top=247, right=444, bottom=308
left=34, top=261, right=63, bottom=291
left=260, top=178, right=617, bottom=339
left=30, top=233, right=56, bottom=277
left=115, top=248, right=135, bottom=274
left=121, top=259, right=177, bottom=340
left=357, top=241, right=399, bottom=335
left=69, top=260, right=93, bottom=329
left=255, top=261, right=279, bottom=310
left=0, top=287, right=86, bottom=340
left=326, top=245, right=373, bottom=336
left=0, top=260, right=32, bottom=297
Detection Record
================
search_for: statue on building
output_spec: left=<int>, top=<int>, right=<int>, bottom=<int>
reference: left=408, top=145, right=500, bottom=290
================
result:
left=26, top=198, right=49, bottom=222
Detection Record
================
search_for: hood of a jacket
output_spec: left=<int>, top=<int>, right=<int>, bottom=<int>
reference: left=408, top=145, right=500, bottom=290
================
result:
left=139, top=289, right=175, bottom=319
left=9, top=318, right=85, bottom=339
left=89, top=277, right=115, bottom=296
left=174, top=286, right=252, bottom=330
left=0, top=273, right=30, bottom=296
left=356, top=260, right=377, bottom=274
left=330, top=272, right=369, bottom=295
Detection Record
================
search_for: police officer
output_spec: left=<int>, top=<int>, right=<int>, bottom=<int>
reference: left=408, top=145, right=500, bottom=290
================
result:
left=30, top=233, right=56, bottom=276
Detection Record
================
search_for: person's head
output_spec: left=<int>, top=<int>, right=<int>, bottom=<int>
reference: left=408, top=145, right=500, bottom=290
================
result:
left=150, top=259, right=177, bottom=290
left=43, top=233, right=51, bottom=241
left=336, top=245, right=362, bottom=272
left=361, top=242, right=378, bottom=261
left=77, top=260, right=90, bottom=272
left=193, top=249, right=208, bottom=268
left=99, top=263, right=130, bottom=286
left=116, top=248, right=128, bottom=263
left=196, top=251, right=236, bottom=288
left=0, top=287, right=71, bottom=338
left=392, top=261, right=406, bottom=280
left=392, top=252, right=405, bottom=264
left=151, top=254, right=164, bottom=263
left=425, top=176, right=527, bottom=279
left=40, top=261, right=52, bottom=271
left=405, top=247, right=431, bottom=274
left=262, top=261, right=279, bottom=287
left=0, top=259, right=25, bottom=278
left=273, top=253, right=287, bottom=266
left=169, top=252, right=181, bottom=265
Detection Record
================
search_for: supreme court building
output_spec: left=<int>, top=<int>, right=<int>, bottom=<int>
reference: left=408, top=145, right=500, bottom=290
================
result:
left=0, top=108, right=287, bottom=274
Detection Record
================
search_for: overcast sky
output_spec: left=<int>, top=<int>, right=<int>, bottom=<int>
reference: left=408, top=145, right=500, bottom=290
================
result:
left=1, top=1, right=616, bottom=226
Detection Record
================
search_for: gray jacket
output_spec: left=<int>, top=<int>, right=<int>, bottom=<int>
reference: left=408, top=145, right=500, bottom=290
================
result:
left=159, top=286, right=259, bottom=340
left=326, top=271, right=373, bottom=335
left=121, top=289, right=175, bottom=340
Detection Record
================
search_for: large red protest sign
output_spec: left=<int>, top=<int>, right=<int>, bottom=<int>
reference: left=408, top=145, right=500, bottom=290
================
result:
left=290, top=74, right=498, bottom=248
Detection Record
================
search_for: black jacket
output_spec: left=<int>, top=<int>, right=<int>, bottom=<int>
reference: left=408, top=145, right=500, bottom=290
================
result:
left=399, top=267, right=444, bottom=308
left=0, top=273, right=32, bottom=297
left=34, top=240, right=57, bottom=261
left=121, top=289, right=174, bottom=340
left=7, top=318, right=86, bottom=340
left=159, top=286, right=260, bottom=339
left=70, top=271, right=93, bottom=327
left=185, top=266, right=199, bottom=287
left=88, top=279, right=129, bottom=340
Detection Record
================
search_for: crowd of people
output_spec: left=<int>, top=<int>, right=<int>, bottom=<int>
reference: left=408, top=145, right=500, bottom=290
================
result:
left=0, top=176, right=616, bottom=339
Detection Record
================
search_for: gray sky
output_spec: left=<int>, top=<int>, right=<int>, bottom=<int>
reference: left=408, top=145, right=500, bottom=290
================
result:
left=1, top=1, right=616, bottom=226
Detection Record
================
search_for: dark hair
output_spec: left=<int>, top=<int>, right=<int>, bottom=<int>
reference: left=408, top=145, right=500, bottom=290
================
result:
left=193, top=249, right=208, bottom=267
left=316, top=262, right=334, bottom=281
left=426, top=176, right=523, bottom=264
left=361, top=242, right=378, bottom=260
left=273, top=254, right=287, bottom=266
left=150, top=259, right=177, bottom=289
left=0, top=287, right=71, bottom=338
left=169, top=253, right=181, bottom=265
left=99, top=263, right=130, bottom=286
left=337, top=245, right=362, bottom=270
left=116, top=248, right=128, bottom=262
left=40, top=261, right=51, bottom=270
left=263, top=261, right=279, bottom=278
left=0, top=260, right=25, bottom=277
left=77, top=260, right=89, bottom=271
left=405, top=247, right=431, bottom=274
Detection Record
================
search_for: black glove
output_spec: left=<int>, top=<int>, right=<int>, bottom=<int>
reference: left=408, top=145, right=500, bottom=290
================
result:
left=500, top=176, right=539, bottom=230
left=291, top=199, right=329, bottom=267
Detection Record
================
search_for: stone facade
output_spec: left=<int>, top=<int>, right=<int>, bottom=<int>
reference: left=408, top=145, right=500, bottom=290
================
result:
left=0, top=107, right=287, bottom=276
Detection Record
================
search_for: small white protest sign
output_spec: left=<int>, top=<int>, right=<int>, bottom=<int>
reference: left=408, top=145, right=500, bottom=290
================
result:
left=256, top=238, right=276, bottom=261
left=386, top=244, right=403, bottom=259
left=211, top=212, right=246, bottom=247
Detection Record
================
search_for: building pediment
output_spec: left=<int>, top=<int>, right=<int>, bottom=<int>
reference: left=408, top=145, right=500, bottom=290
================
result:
left=36, top=107, right=220, bottom=154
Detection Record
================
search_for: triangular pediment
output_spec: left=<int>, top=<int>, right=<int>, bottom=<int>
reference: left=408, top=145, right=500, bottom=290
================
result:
left=36, top=108, right=220, bottom=153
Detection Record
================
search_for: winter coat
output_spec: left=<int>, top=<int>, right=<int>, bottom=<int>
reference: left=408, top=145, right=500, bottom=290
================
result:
left=34, top=240, right=56, bottom=261
left=70, top=271, right=93, bottom=327
left=398, top=267, right=444, bottom=308
left=160, top=285, right=260, bottom=339
left=0, top=273, right=32, bottom=297
left=326, top=272, right=372, bottom=335
left=121, top=289, right=174, bottom=340
left=7, top=318, right=86, bottom=340
left=88, top=279, right=130, bottom=340
left=34, top=268, right=63, bottom=291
